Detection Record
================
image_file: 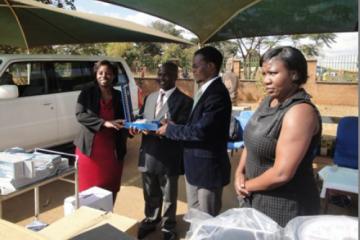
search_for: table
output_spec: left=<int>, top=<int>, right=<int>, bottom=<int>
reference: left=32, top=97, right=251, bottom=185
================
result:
left=318, top=165, right=358, bottom=213
left=0, top=148, right=79, bottom=220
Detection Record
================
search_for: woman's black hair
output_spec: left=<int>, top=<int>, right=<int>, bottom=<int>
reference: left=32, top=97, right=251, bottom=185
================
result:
left=93, top=60, right=118, bottom=84
left=260, top=46, right=308, bottom=85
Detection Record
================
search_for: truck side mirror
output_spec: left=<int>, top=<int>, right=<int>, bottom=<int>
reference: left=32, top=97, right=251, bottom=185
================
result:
left=0, top=85, right=19, bottom=99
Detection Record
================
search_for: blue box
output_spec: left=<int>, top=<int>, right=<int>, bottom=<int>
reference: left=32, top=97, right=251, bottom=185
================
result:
left=124, top=121, right=160, bottom=131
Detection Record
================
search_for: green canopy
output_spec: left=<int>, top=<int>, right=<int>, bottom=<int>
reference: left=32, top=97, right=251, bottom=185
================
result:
left=0, top=0, right=190, bottom=49
left=102, top=0, right=358, bottom=43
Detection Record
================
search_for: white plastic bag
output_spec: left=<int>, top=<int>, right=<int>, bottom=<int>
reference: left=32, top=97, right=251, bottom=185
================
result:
left=284, top=215, right=358, bottom=240
left=184, top=208, right=282, bottom=240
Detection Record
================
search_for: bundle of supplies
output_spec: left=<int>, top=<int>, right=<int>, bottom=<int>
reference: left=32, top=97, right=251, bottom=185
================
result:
left=0, top=148, right=69, bottom=194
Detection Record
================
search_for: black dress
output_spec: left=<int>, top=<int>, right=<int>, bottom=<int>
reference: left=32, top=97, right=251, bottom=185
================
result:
left=243, top=89, right=321, bottom=227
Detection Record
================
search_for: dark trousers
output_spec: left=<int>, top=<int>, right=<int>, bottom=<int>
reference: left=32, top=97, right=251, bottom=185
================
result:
left=141, top=172, right=178, bottom=232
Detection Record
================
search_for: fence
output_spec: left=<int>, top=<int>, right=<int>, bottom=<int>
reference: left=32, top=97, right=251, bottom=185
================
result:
left=235, top=56, right=260, bottom=81
left=316, top=55, right=358, bottom=83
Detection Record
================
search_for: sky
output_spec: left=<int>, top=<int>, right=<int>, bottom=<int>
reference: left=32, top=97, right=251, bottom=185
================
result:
left=74, top=0, right=358, bottom=58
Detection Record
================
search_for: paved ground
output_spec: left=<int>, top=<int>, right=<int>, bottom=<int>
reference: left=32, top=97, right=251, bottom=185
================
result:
left=1, top=135, right=358, bottom=239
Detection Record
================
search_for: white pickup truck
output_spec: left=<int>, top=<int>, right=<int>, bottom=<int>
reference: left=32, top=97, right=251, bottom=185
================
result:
left=0, top=55, right=139, bottom=151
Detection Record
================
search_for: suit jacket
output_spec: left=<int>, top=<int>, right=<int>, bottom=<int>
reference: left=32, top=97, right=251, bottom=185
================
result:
left=139, top=88, right=193, bottom=176
left=73, top=85, right=128, bottom=161
left=166, top=78, right=232, bottom=188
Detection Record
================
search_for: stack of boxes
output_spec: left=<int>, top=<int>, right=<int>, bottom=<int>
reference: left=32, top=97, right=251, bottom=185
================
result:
left=0, top=150, right=69, bottom=194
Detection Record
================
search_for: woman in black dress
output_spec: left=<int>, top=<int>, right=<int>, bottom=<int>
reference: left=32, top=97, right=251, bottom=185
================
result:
left=234, top=46, right=321, bottom=227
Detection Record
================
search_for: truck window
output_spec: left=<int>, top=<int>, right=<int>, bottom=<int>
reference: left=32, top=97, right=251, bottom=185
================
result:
left=7, top=62, right=47, bottom=97
left=54, top=61, right=94, bottom=92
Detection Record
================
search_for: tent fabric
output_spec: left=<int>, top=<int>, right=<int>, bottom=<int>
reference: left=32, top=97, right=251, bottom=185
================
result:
left=0, top=0, right=191, bottom=49
left=102, top=0, right=358, bottom=44
left=101, top=0, right=259, bottom=43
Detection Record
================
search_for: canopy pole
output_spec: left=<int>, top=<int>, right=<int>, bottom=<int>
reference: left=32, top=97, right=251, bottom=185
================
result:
left=5, top=0, right=29, bottom=51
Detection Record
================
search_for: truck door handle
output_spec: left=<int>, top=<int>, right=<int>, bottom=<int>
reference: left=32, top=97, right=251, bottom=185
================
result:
left=43, top=103, right=52, bottom=106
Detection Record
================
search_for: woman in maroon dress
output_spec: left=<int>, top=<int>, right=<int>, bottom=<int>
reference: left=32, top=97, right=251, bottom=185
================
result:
left=74, top=60, right=129, bottom=203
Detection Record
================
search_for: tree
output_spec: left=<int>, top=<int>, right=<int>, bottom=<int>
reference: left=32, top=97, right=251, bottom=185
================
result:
left=106, top=20, right=196, bottom=76
left=162, top=44, right=196, bottom=71
left=53, top=43, right=107, bottom=55
left=221, top=34, right=337, bottom=80
left=106, top=43, right=139, bottom=70
left=151, top=21, right=184, bottom=38
left=209, top=41, right=238, bottom=71
left=288, top=33, right=336, bottom=57
left=0, top=45, right=23, bottom=54
left=107, top=43, right=133, bottom=58
left=150, top=21, right=195, bottom=75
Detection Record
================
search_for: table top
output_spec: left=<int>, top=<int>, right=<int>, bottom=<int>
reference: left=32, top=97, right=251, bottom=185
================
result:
left=318, top=165, right=358, bottom=198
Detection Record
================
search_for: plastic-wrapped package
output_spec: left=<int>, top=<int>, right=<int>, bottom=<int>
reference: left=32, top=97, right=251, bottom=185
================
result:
left=184, top=208, right=282, bottom=240
left=184, top=207, right=358, bottom=240
left=284, top=215, right=358, bottom=240
left=0, top=149, right=69, bottom=194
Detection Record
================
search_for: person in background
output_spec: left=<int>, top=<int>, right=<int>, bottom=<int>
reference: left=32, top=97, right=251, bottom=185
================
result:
left=157, top=46, right=232, bottom=217
left=222, top=57, right=238, bottom=104
left=234, top=46, right=321, bottom=226
left=74, top=60, right=128, bottom=203
left=132, top=62, right=193, bottom=240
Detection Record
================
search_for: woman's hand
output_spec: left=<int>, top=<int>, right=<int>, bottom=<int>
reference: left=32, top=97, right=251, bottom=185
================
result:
left=103, top=119, right=124, bottom=130
left=234, top=172, right=250, bottom=198
left=234, top=148, right=250, bottom=198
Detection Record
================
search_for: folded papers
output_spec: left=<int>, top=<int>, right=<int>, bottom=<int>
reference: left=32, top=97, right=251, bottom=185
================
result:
left=0, top=149, right=69, bottom=194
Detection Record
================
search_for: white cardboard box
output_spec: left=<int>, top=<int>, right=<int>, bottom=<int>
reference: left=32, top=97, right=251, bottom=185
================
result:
left=0, top=152, right=62, bottom=179
left=40, top=206, right=138, bottom=239
left=0, top=158, right=69, bottom=195
left=24, top=153, right=62, bottom=178
left=64, top=186, right=113, bottom=216
left=0, top=153, right=32, bottom=179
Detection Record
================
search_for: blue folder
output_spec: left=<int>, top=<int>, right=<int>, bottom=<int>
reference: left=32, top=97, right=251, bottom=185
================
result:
left=124, top=121, right=160, bottom=131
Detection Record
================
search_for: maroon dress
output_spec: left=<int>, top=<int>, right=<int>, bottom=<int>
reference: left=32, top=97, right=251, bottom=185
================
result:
left=76, top=98, right=123, bottom=197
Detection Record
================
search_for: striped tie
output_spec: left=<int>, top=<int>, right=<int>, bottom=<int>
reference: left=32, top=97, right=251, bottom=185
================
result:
left=155, top=91, right=165, bottom=116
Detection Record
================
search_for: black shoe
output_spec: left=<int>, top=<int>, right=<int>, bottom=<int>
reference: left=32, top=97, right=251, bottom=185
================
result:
left=137, top=219, right=158, bottom=239
left=137, top=226, right=156, bottom=239
left=163, top=231, right=177, bottom=240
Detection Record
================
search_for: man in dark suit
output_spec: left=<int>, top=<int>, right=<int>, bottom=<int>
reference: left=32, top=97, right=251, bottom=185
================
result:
left=157, top=46, right=232, bottom=216
left=134, top=62, right=193, bottom=240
